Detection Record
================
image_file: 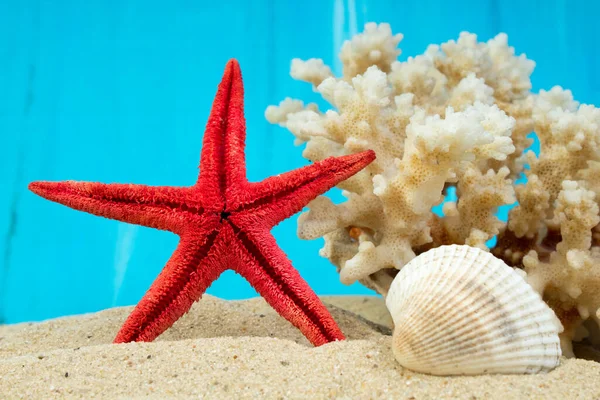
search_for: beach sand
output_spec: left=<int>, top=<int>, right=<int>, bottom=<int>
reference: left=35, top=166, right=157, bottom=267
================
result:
left=1, top=295, right=599, bottom=399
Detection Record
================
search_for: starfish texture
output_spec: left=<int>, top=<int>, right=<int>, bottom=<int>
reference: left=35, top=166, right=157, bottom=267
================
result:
left=29, top=59, right=376, bottom=346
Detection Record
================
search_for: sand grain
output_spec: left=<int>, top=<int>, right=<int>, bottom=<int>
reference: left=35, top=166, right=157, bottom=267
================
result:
left=1, top=295, right=598, bottom=399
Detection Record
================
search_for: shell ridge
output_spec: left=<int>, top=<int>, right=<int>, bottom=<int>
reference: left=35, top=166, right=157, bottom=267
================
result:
left=387, top=245, right=562, bottom=376
left=399, top=262, right=510, bottom=351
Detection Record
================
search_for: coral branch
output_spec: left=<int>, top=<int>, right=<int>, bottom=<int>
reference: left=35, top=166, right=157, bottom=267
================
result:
left=268, top=22, right=600, bottom=353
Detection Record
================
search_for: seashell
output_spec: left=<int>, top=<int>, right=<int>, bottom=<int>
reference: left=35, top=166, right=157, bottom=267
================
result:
left=385, top=244, right=562, bottom=376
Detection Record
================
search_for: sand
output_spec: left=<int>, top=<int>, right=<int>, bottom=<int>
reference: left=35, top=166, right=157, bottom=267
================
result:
left=1, top=295, right=599, bottom=399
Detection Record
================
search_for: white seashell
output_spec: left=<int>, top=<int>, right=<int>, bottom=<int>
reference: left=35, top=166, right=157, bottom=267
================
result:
left=385, top=244, right=562, bottom=376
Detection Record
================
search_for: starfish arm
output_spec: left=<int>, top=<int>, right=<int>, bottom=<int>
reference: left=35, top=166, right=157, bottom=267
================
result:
left=28, top=180, right=202, bottom=234
left=114, top=219, right=225, bottom=343
left=236, top=150, right=376, bottom=226
left=228, top=222, right=345, bottom=346
left=196, top=59, right=247, bottom=210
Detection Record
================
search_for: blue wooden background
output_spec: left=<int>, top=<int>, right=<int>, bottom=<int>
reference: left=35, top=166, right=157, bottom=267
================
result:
left=1, top=0, right=598, bottom=324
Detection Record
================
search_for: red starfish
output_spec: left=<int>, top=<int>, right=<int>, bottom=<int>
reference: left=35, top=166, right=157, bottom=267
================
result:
left=28, top=59, right=375, bottom=346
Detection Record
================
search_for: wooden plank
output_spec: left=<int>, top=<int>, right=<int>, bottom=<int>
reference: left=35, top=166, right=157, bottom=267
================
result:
left=2, top=0, right=277, bottom=322
left=0, top=1, right=41, bottom=323
left=1, top=0, right=599, bottom=323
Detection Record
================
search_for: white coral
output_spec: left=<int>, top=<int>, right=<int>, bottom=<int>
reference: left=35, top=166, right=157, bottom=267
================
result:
left=522, top=181, right=600, bottom=356
left=339, top=22, right=403, bottom=78
left=290, top=58, right=333, bottom=87
left=270, top=24, right=520, bottom=290
left=268, top=22, right=600, bottom=353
